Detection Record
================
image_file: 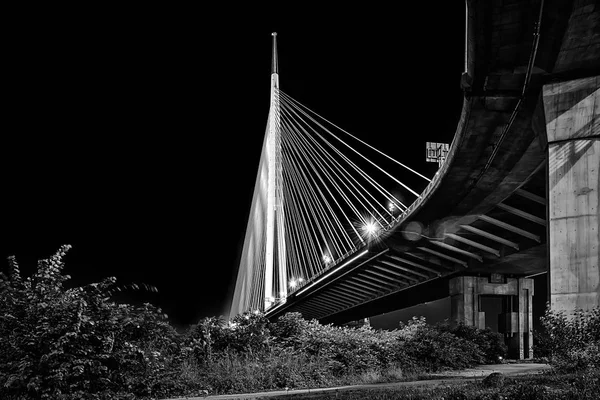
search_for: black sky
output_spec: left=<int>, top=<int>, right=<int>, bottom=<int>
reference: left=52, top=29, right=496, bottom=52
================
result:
left=2, top=5, right=465, bottom=329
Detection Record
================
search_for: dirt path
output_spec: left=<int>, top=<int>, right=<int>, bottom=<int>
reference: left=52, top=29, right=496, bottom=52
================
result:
left=163, top=363, right=550, bottom=400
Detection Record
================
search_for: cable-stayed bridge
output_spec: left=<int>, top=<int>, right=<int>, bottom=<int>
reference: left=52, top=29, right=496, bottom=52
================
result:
left=231, top=32, right=433, bottom=317
left=231, top=0, right=599, bottom=360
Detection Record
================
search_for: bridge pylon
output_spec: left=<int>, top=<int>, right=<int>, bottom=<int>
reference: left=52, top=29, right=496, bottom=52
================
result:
left=230, top=33, right=287, bottom=317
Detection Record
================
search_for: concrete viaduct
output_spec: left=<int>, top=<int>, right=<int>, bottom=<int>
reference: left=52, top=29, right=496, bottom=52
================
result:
left=266, top=0, right=599, bottom=359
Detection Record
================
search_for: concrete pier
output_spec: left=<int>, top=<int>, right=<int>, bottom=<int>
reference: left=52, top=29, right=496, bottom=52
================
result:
left=450, top=276, right=534, bottom=359
left=542, top=76, right=599, bottom=314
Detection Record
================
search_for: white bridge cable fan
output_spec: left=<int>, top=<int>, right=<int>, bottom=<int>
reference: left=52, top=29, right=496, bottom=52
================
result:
left=231, top=87, right=430, bottom=315
left=277, top=89, right=429, bottom=291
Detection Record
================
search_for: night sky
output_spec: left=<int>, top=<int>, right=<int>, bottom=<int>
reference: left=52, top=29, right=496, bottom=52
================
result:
left=3, top=5, right=465, bottom=330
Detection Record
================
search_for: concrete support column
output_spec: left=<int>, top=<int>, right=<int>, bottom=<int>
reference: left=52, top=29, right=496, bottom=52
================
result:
left=449, top=276, right=535, bottom=359
left=518, top=278, right=534, bottom=359
left=542, top=76, right=600, bottom=315
left=449, top=276, right=484, bottom=329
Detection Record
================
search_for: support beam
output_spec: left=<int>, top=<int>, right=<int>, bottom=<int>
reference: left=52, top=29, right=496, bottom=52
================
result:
left=357, top=272, right=399, bottom=288
left=302, top=302, right=336, bottom=314
left=497, top=203, right=547, bottom=226
left=324, top=288, right=363, bottom=303
left=317, top=292, right=354, bottom=306
left=371, top=264, right=414, bottom=283
left=349, top=276, right=388, bottom=292
left=306, top=299, right=340, bottom=312
left=404, top=252, right=452, bottom=270
left=430, top=240, right=483, bottom=262
left=366, top=267, right=409, bottom=284
left=478, top=215, right=541, bottom=242
left=445, top=233, right=500, bottom=257
left=335, top=283, right=373, bottom=299
left=301, top=307, right=331, bottom=319
left=387, top=254, right=440, bottom=275
left=418, top=247, right=468, bottom=267
left=330, top=286, right=368, bottom=302
left=359, top=270, right=403, bottom=286
left=313, top=296, right=349, bottom=311
left=379, top=260, right=426, bottom=280
left=296, top=304, right=324, bottom=315
left=460, top=224, right=520, bottom=249
left=318, top=292, right=356, bottom=308
left=515, top=188, right=545, bottom=205
left=340, top=280, right=382, bottom=296
left=319, top=291, right=354, bottom=305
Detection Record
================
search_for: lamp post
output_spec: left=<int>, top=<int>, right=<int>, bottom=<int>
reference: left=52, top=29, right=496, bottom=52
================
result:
left=388, top=202, right=396, bottom=226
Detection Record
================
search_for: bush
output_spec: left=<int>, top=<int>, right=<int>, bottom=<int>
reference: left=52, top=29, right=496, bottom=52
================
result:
left=1, top=246, right=535, bottom=398
left=0, top=245, right=190, bottom=399
left=270, top=311, right=309, bottom=348
left=436, top=321, right=507, bottom=363
left=397, top=317, right=484, bottom=372
left=540, top=304, right=600, bottom=372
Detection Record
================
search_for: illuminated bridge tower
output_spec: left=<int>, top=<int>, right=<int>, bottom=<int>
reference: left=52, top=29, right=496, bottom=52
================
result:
left=230, top=33, right=287, bottom=316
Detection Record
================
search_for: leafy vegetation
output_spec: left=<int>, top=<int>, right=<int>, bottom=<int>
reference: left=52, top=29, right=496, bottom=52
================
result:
left=539, top=304, right=600, bottom=372
left=0, top=245, right=186, bottom=399
left=1, top=246, right=598, bottom=399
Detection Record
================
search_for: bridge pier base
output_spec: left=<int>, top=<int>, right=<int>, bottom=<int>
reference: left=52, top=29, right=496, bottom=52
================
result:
left=539, top=76, right=600, bottom=315
left=449, top=276, right=534, bottom=359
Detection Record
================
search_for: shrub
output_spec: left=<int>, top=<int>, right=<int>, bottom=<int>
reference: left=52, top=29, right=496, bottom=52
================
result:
left=270, top=311, right=309, bottom=348
left=1, top=246, right=537, bottom=398
left=540, top=305, right=600, bottom=372
left=533, top=326, right=553, bottom=359
left=0, top=245, right=189, bottom=399
left=293, top=320, right=379, bottom=375
left=397, top=320, right=483, bottom=372
left=436, top=321, right=507, bottom=363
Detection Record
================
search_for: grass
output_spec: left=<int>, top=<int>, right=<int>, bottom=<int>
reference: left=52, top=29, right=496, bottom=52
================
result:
left=259, top=369, right=600, bottom=400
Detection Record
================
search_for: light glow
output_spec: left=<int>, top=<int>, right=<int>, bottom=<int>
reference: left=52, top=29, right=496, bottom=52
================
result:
left=295, top=250, right=369, bottom=296
left=363, top=221, right=378, bottom=237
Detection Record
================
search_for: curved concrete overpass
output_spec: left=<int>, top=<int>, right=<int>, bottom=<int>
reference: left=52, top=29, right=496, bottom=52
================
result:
left=267, top=0, right=599, bottom=344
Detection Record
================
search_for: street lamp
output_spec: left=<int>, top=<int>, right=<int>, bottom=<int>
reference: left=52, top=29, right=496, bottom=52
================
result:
left=363, top=221, right=378, bottom=238
left=388, top=202, right=397, bottom=225
left=289, top=277, right=305, bottom=289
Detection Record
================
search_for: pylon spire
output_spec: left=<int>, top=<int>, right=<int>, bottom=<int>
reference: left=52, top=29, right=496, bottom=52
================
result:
left=271, top=32, right=278, bottom=74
